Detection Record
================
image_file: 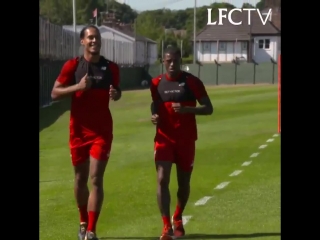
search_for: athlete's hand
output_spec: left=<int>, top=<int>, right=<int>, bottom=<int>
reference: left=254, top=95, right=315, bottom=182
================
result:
left=172, top=103, right=186, bottom=113
left=77, top=73, right=92, bottom=90
left=151, top=114, right=159, bottom=125
left=109, top=85, right=118, bottom=100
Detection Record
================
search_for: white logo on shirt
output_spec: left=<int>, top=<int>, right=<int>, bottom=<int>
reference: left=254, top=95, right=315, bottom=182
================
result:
left=101, top=66, right=107, bottom=70
left=92, top=76, right=102, bottom=80
left=179, top=82, right=185, bottom=86
left=164, top=90, right=180, bottom=94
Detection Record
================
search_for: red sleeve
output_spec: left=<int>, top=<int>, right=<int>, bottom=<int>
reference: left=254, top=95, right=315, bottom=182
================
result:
left=150, top=77, right=161, bottom=101
left=56, top=58, right=78, bottom=85
left=109, top=62, right=120, bottom=88
left=187, top=76, right=208, bottom=100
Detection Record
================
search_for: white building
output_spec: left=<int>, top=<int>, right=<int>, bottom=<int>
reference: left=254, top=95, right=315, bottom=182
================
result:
left=193, top=10, right=281, bottom=63
left=62, top=25, right=158, bottom=65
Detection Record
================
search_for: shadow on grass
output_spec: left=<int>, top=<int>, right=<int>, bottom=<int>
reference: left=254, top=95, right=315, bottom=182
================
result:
left=39, top=179, right=72, bottom=183
left=100, top=232, right=280, bottom=239
left=39, top=99, right=70, bottom=132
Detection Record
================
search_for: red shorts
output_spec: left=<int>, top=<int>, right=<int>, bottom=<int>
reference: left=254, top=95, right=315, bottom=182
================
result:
left=154, top=137, right=195, bottom=172
left=70, top=135, right=113, bottom=166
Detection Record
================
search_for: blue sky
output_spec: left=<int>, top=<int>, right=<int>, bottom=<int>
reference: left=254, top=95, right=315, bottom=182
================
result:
left=123, top=0, right=259, bottom=11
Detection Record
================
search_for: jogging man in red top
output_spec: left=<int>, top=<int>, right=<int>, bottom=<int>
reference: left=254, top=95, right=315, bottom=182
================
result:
left=51, top=25, right=121, bottom=240
left=150, top=46, right=213, bottom=240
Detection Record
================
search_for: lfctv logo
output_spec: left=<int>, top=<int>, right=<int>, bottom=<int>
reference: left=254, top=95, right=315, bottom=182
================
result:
left=207, top=8, right=272, bottom=26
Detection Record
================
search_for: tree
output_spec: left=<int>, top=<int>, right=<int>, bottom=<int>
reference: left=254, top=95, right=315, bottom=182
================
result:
left=40, top=0, right=252, bottom=57
left=134, top=12, right=163, bottom=42
left=101, top=0, right=137, bottom=24
left=40, top=0, right=71, bottom=25
left=256, top=0, right=266, bottom=10
left=242, top=3, right=255, bottom=8
left=40, top=0, right=137, bottom=25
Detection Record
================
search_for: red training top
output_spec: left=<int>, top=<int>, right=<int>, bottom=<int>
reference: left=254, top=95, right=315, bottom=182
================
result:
left=56, top=56, right=120, bottom=148
left=150, top=71, right=208, bottom=143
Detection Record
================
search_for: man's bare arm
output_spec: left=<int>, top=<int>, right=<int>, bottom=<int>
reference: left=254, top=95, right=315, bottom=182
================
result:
left=182, top=96, right=214, bottom=115
left=151, top=101, right=160, bottom=115
left=51, top=81, right=80, bottom=101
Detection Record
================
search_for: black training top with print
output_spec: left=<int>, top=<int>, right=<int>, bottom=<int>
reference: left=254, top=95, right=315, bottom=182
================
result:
left=150, top=71, right=208, bottom=142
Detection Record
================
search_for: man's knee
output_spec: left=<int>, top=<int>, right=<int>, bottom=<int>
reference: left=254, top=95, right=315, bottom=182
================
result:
left=178, top=181, right=190, bottom=191
left=177, top=169, right=192, bottom=188
left=75, top=174, right=88, bottom=186
left=90, top=175, right=104, bottom=187
left=158, top=173, right=170, bottom=187
left=89, top=158, right=108, bottom=187
left=74, top=160, right=90, bottom=187
left=156, top=161, right=172, bottom=186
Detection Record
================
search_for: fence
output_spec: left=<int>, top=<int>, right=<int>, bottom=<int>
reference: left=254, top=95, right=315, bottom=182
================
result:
left=77, top=37, right=135, bottom=65
left=39, top=16, right=279, bottom=107
left=39, top=60, right=278, bottom=107
left=101, top=39, right=134, bottom=65
left=147, top=59, right=279, bottom=85
left=39, top=16, right=78, bottom=60
left=39, top=16, right=142, bottom=107
left=39, top=16, right=137, bottom=64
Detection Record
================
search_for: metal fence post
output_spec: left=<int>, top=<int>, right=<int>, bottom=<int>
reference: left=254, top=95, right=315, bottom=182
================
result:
left=196, top=60, right=202, bottom=78
left=252, top=59, right=258, bottom=84
left=270, top=58, right=277, bottom=84
left=161, top=40, right=164, bottom=74
left=232, top=58, right=239, bottom=85
left=214, top=59, right=221, bottom=85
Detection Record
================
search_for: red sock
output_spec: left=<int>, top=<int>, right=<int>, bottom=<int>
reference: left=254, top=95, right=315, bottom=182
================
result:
left=162, top=216, right=171, bottom=226
left=87, top=211, right=100, bottom=233
left=173, top=205, right=183, bottom=220
left=78, top=205, right=88, bottom=223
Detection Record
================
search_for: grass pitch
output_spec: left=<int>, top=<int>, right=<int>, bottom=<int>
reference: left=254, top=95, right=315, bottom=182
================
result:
left=40, top=84, right=280, bottom=240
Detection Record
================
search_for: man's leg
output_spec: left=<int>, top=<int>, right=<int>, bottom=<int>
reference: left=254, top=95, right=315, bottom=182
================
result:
left=156, top=161, right=173, bottom=225
left=86, top=136, right=112, bottom=239
left=174, top=168, right=192, bottom=218
left=71, top=146, right=90, bottom=240
left=154, top=140, right=175, bottom=239
left=172, top=141, right=195, bottom=237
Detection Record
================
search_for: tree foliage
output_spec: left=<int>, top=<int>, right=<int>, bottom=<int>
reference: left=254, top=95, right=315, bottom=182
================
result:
left=40, top=0, right=137, bottom=25
left=242, top=3, right=255, bottom=8
left=256, top=0, right=266, bottom=10
left=40, top=0, right=265, bottom=56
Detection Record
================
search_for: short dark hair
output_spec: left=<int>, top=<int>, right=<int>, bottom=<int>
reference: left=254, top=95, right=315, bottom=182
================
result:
left=163, top=46, right=181, bottom=58
left=80, top=25, right=100, bottom=39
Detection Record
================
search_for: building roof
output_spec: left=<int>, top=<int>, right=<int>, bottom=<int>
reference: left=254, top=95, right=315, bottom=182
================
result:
left=194, top=10, right=280, bottom=42
left=261, top=7, right=281, bottom=30
left=62, top=25, right=156, bottom=44
left=110, top=26, right=156, bottom=43
left=62, top=25, right=87, bottom=34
